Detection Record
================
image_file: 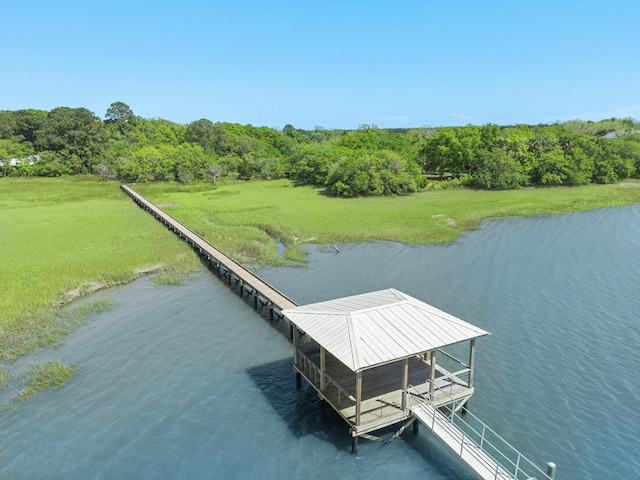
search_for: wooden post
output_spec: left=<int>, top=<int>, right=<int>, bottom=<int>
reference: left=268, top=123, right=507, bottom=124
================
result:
left=389, top=417, right=416, bottom=443
left=401, top=358, right=409, bottom=411
left=413, top=420, right=419, bottom=434
left=320, top=347, right=326, bottom=391
left=468, top=338, right=476, bottom=388
left=296, top=372, right=301, bottom=389
left=355, top=371, right=362, bottom=426
left=351, top=435, right=358, bottom=455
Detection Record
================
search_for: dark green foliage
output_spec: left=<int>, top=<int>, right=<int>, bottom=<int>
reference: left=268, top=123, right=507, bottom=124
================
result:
left=34, top=107, right=106, bottom=174
left=104, top=102, right=136, bottom=135
left=467, top=149, right=528, bottom=189
left=290, top=143, right=352, bottom=185
left=1, top=104, right=638, bottom=193
left=105, top=101, right=136, bottom=125
left=326, top=150, right=422, bottom=197
left=419, top=120, right=640, bottom=189
left=0, top=109, right=48, bottom=145
left=185, top=118, right=217, bottom=153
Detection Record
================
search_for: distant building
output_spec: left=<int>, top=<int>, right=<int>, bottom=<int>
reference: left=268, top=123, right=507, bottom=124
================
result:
left=0, top=154, right=39, bottom=167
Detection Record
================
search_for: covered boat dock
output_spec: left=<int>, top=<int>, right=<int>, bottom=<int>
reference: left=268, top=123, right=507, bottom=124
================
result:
left=283, top=288, right=489, bottom=453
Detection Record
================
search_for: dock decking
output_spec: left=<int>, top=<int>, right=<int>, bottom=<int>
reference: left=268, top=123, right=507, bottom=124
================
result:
left=296, top=342, right=474, bottom=435
left=412, top=402, right=513, bottom=480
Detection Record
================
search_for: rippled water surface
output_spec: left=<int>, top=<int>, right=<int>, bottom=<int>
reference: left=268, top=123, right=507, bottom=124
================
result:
left=2, top=204, right=639, bottom=479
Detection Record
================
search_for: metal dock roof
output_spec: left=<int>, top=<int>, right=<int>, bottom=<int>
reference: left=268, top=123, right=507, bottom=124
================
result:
left=283, top=288, right=489, bottom=372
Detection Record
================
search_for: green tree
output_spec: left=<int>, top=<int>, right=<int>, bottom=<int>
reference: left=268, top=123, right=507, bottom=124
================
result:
left=326, top=150, right=421, bottom=197
left=289, top=143, right=351, bottom=185
left=105, top=101, right=135, bottom=124
left=418, top=127, right=481, bottom=178
left=467, top=149, right=527, bottom=189
left=133, top=118, right=186, bottom=147
left=104, top=102, right=136, bottom=134
left=35, top=107, right=106, bottom=173
left=185, top=118, right=217, bottom=153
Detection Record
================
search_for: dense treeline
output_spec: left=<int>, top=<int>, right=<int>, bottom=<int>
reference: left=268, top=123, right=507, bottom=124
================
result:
left=1, top=102, right=639, bottom=196
left=419, top=121, right=640, bottom=188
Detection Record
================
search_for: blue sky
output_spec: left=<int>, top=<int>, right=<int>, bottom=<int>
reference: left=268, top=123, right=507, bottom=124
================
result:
left=2, top=0, right=639, bottom=129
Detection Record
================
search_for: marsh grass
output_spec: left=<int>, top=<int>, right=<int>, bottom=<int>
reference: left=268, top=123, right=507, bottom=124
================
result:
left=153, top=270, right=191, bottom=286
left=0, top=176, right=200, bottom=359
left=1, top=299, right=116, bottom=362
left=18, top=360, right=75, bottom=401
left=135, top=179, right=640, bottom=265
left=0, top=366, right=8, bottom=391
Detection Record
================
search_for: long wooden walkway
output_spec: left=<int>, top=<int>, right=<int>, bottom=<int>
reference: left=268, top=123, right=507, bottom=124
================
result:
left=121, top=185, right=297, bottom=322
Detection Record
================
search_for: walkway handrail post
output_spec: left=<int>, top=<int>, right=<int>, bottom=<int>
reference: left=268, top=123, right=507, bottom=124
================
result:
left=407, top=383, right=556, bottom=480
left=546, top=462, right=557, bottom=480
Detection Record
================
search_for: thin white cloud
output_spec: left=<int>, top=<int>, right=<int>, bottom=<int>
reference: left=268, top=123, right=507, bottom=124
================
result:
left=447, top=112, right=475, bottom=122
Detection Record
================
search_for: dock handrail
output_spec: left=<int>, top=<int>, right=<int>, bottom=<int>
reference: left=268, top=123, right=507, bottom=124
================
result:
left=294, top=349, right=355, bottom=404
left=408, top=384, right=555, bottom=480
left=437, top=348, right=469, bottom=369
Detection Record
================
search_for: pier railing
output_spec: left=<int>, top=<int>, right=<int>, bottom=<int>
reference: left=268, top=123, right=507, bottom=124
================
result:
left=294, top=349, right=355, bottom=407
left=408, top=385, right=555, bottom=480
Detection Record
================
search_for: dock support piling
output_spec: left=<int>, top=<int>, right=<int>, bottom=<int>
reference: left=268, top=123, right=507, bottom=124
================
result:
left=351, top=436, right=358, bottom=455
left=546, top=462, right=556, bottom=480
left=295, top=372, right=301, bottom=390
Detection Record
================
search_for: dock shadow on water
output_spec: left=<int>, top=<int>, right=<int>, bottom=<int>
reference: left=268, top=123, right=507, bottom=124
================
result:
left=246, top=357, right=477, bottom=480
left=246, top=358, right=351, bottom=447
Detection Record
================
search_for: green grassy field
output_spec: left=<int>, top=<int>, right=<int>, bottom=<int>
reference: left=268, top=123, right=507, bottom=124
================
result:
left=2, top=176, right=639, bottom=363
left=0, top=176, right=200, bottom=361
left=135, top=178, right=640, bottom=266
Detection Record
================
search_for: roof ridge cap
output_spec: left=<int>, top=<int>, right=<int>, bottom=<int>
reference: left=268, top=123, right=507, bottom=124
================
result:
left=346, top=312, right=360, bottom=371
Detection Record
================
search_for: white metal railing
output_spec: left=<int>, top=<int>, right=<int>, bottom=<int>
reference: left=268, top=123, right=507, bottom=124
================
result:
left=408, top=384, right=556, bottom=480
left=437, top=348, right=469, bottom=370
